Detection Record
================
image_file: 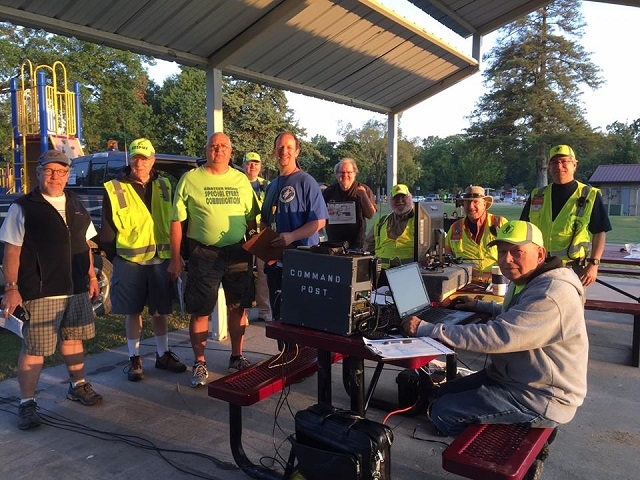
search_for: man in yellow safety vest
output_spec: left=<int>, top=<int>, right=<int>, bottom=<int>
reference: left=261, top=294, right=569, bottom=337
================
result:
left=446, top=185, right=507, bottom=283
left=521, top=144, right=611, bottom=287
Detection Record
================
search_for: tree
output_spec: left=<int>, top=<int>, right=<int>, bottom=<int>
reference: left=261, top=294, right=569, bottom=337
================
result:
left=223, top=78, right=302, bottom=179
left=0, top=24, right=155, bottom=155
left=466, top=0, right=603, bottom=188
left=148, top=67, right=207, bottom=156
left=151, top=71, right=302, bottom=178
left=338, top=119, right=418, bottom=197
left=304, top=135, right=340, bottom=184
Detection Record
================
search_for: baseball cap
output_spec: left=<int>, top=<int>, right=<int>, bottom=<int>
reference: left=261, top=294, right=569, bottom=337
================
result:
left=37, top=150, right=71, bottom=167
left=243, top=152, right=261, bottom=163
left=487, top=220, right=544, bottom=248
left=129, top=138, right=155, bottom=158
left=549, top=145, right=575, bottom=161
left=391, top=184, right=410, bottom=197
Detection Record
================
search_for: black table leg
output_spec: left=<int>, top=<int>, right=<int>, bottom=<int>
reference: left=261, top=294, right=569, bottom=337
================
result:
left=317, top=350, right=332, bottom=405
left=345, top=356, right=365, bottom=415
left=446, top=353, right=457, bottom=381
left=364, top=362, right=385, bottom=413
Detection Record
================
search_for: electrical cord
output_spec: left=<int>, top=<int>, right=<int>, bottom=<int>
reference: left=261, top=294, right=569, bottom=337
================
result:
left=0, top=395, right=236, bottom=480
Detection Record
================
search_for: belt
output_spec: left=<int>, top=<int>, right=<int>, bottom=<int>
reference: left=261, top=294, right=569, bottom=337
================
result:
left=190, top=239, right=242, bottom=251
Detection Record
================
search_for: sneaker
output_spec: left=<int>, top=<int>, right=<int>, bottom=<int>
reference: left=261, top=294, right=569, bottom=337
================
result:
left=67, top=382, right=103, bottom=406
left=17, top=400, right=41, bottom=430
left=124, top=355, right=144, bottom=382
left=190, top=361, right=209, bottom=388
left=524, top=459, right=545, bottom=480
left=228, top=355, right=251, bottom=372
left=155, top=350, right=187, bottom=373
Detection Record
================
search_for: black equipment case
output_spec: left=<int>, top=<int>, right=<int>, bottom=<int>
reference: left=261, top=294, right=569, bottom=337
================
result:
left=292, top=404, right=393, bottom=480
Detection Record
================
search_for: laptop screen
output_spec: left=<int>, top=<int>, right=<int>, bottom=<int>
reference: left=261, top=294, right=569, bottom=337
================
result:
left=385, top=263, right=432, bottom=318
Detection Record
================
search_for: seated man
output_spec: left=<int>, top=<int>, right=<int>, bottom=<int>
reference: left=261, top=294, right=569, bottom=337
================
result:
left=364, top=184, right=414, bottom=269
left=445, top=185, right=507, bottom=283
left=403, top=221, right=588, bottom=443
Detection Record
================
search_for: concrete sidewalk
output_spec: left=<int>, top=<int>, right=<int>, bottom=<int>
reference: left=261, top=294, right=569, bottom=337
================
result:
left=1, top=276, right=639, bottom=479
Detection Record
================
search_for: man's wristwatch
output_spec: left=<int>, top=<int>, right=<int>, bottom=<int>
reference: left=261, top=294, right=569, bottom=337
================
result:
left=586, top=257, right=600, bottom=265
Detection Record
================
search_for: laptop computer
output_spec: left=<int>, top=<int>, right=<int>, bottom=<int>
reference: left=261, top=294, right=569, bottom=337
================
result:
left=385, top=263, right=476, bottom=326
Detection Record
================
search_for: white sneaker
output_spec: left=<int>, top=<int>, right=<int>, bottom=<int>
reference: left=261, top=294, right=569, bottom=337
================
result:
left=190, top=361, right=209, bottom=388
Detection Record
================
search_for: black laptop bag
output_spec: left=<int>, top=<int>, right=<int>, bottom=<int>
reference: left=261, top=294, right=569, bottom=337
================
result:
left=292, top=403, right=393, bottom=480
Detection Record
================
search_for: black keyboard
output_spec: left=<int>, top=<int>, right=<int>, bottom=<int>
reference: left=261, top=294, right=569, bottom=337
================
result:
left=417, top=308, right=452, bottom=323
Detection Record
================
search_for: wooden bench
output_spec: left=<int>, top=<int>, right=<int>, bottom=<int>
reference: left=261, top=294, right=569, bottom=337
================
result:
left=584, top=299, right=640, bottom=367
left=208, top=346, right=343, bottom=480
left=442, top=423, right=555, bottom=480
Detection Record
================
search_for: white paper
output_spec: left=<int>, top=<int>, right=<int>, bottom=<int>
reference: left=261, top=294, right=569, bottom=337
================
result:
left=176, top=277, right=185, bottom=313
left=370, top=286, right=394, bottom=306
left=327, top=201, right=357, bottom=225
left=363, top=336, right=454, bottom=359
left=0, top=312, right=25, bottom=338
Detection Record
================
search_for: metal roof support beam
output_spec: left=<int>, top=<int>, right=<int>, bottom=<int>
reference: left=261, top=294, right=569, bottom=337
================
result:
left=420, top=0, right=477, bottom=36
left=392, top=64, right=478, bottom=113
left=387, top=114, right=399, bottom=199
left=206, top=68, right=224, bottom=137
left=225, top=66, right=390, bottom=114
left=208, top=0, right=307, bottom=68
left=0, top=6, right=207, bottom=67
left=477, top=1, right=551, bottom=35
left=472, top=33, right=482, bottom=63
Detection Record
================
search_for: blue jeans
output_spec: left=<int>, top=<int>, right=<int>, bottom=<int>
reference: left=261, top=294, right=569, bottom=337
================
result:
left=429, top=369, right=559, bottom=437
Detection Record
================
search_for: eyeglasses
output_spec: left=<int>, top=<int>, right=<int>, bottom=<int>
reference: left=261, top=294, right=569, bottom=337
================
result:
left=338, top=171, right=355, bottom=175
left=549, top=159, right=576, bottom=166
left=208, top=144, right=231, bottom=151
left=41, top=168, right=70, bottom=177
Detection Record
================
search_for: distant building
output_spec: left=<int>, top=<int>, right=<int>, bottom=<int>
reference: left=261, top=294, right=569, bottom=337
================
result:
left=588, top=164, right=640, bottom=216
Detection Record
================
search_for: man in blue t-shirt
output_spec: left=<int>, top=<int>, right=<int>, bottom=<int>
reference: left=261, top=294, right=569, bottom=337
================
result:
left=260, top=131, right=328, bottom=320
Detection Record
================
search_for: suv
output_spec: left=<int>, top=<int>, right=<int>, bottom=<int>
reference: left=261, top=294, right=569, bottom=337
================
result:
left=68, top=150, right=203, bottom=228
left=424, top=193, right=441, bottom=202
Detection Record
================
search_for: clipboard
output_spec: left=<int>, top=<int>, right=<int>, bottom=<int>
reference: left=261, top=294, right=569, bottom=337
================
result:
left=363, top=336, right=454, bottom=359
left=242, top=227, right=286, bottom=263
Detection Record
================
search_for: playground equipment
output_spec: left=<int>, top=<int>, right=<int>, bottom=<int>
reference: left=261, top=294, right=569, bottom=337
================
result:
left=5, top=59, right=84, bottom=193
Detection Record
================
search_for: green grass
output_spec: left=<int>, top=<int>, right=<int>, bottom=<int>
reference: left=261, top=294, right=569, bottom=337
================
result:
left=0, top=309, right=189, bottom=382
left=369, top=201, right=638, bottom=245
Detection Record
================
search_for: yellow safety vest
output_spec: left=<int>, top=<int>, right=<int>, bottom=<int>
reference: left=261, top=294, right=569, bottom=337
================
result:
left=105, top=177, right=172, bottom=263
left=447, top=213, right=506, bottom=282
left=374, top=214, right=414, bottom=268
left=528, top=182, right=598, bottom=262
left=253, top=176, right=268, bottom=227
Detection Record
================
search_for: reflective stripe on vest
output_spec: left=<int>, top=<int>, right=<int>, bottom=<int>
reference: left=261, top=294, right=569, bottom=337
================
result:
left=105, top=178, right=172, bottom=263
left=529, top=183, right=597, bottom=262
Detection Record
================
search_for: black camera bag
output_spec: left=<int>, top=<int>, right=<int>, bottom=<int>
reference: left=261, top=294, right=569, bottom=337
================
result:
left=292, top=403, right=393, bottom=480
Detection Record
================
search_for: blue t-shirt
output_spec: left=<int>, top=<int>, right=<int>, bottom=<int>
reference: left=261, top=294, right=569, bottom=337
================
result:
left=261, top=170, right=329, bottom=247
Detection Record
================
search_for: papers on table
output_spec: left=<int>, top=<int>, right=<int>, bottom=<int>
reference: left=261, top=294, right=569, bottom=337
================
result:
left=176, top=276, right=185, bottom=314
left=363, top=336, right=454, bottom=359
left=0, top=311, right=25, bottom=338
